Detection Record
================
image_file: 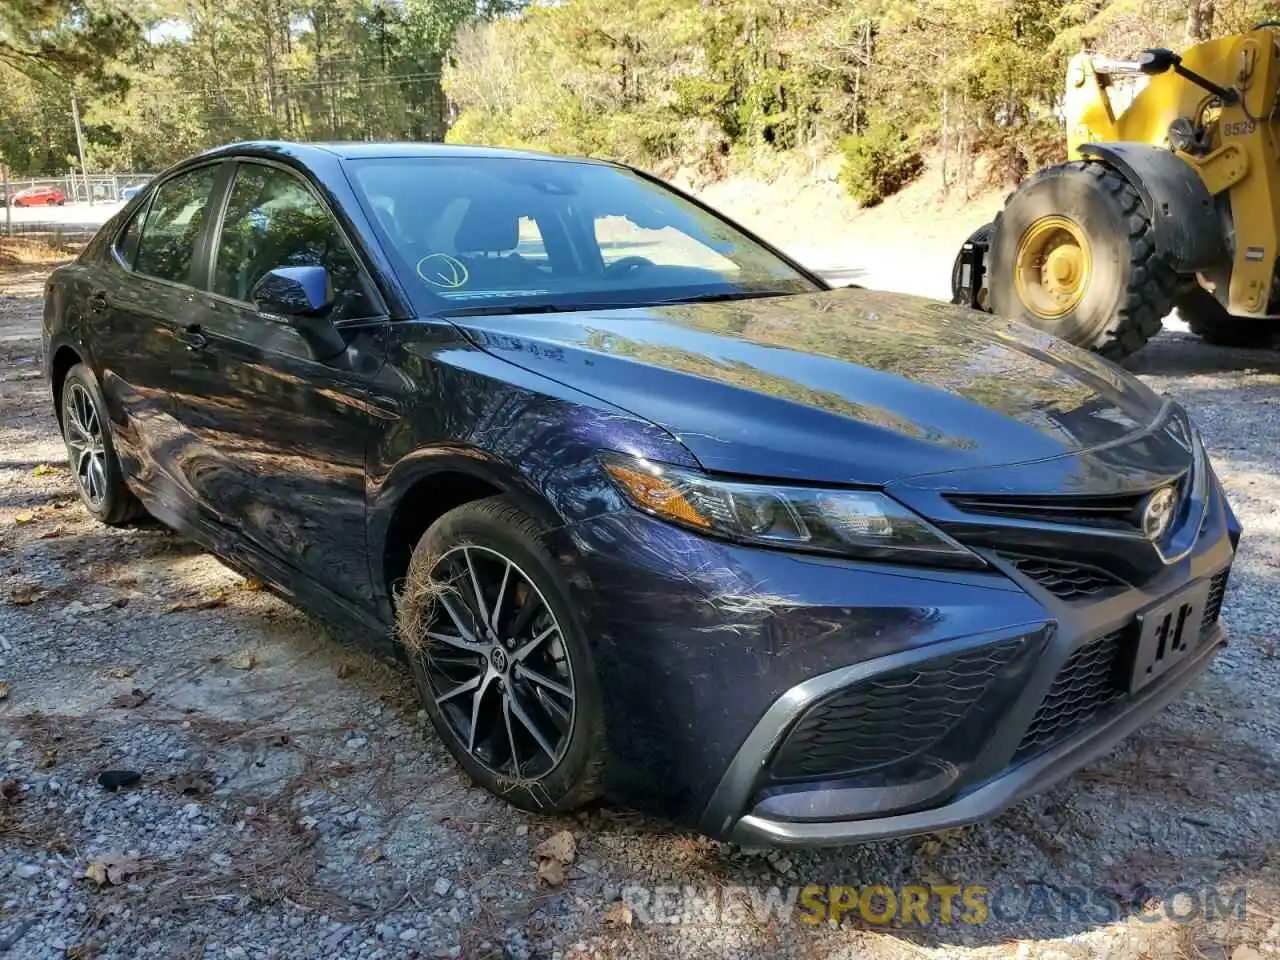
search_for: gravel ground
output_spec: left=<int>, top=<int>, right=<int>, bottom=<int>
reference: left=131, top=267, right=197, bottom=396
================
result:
left=2, top=256, right=1279, bottom=960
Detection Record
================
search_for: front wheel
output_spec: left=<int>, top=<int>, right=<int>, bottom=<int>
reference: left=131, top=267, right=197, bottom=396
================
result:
left=59, top=364, right=146, bottom=525
left=397, top=496, right=606, bottom=813
left=987, top=161, right=1175, bottom=360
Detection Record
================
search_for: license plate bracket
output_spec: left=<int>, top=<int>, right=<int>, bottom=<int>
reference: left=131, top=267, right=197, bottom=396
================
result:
left=1127, top=579, right=1211, bottom=694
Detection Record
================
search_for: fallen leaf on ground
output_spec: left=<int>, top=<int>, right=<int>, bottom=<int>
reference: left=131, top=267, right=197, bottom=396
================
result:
left=36, top=748, right=56, bottom=769
left=34, top=525, right=66, bottom=540
left=240, top=577, right=264, bottom=591
left=537, top=858, right=566, bottom=886
left=1232, top=947, right=1262, bottom=960
left=535, top=829, right=577, bottom=886
left=166, top=591, right=228, bottom=613
left=361, top=844, right=382, bottom=865
left=535, top=830, right=576, bottom=864
left=97, top=770, right=142, bottom=792
left=230, top=649, right=258, bottom=670
left=32, top=463, right=59, bottom=476
left=173, top=770, right=215, bottom=796
left=84, top=852, right=141, bottom=886
left=107, top=666, right=137, bottom=680
left=0, top=681, right=8, bottom=700
left=8, top=584, right=49, bottom=605
left=108, top=688, right=148, bottom=709
left=603, top=902, right=634, bottom=927
left=13, top=512, right=34, bottom=524
left=0, top=779, right=19, bottom=802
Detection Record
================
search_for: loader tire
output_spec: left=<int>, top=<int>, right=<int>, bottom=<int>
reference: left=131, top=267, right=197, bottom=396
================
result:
left=1178, top=287, right=1279, bottom=348
left=988, top=161, right=1176, bottom=361
left=950, top=222, right=993, bottom=311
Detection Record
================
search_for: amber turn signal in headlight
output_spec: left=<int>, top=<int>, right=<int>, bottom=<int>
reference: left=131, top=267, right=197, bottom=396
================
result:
left=600, top=453, right=983, bottom=568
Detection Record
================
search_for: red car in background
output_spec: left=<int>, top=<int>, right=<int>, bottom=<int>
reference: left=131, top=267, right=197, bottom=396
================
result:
left=5, top=185, right=66, bottom=207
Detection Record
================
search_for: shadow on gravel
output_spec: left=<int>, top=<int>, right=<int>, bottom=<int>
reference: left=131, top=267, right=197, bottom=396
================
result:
left=1126, top=335, right=1280, bottom=378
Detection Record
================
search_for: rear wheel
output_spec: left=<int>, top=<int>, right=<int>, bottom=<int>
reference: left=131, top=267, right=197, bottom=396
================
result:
left=988, top=161, right=1175, bottom=360
left=59, top=364, right=146, bottom=525
left=950, top=222, right=993, bottom=311
left=1178, top=287, right=1279, bottom=347
left=398, top=496, right=606, bottom=813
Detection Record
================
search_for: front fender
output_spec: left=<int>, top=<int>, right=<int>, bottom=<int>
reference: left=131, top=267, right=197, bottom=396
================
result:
left=1078, top=142, right=1229, bottom=274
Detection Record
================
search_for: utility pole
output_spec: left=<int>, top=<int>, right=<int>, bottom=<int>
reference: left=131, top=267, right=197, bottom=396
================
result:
left=70, top=90, right=90, bottom=205
left=2, top=164, right=10, bottom=237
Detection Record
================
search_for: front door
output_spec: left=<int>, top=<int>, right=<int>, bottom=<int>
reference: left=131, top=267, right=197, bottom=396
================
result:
left=87, top=164, right=224, bottom=528
left=175, top=160, right=388, bottom=607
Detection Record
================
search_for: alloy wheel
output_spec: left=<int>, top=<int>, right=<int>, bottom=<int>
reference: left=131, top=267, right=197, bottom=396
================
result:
left=62, top=382, right=108, bottom=508
left=418, top=545, right=576, bottom=779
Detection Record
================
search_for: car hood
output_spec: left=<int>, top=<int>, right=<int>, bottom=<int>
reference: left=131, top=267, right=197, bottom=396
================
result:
left=457, top=287, right=1168, bottom=486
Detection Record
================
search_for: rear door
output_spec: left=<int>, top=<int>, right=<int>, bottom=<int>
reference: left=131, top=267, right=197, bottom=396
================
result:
left=175, top=159, right=388, bottom=605
left=87, top=163, right=225, bottom=526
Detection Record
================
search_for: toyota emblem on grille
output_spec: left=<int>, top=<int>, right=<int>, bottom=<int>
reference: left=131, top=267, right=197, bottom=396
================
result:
left=1140, top=486, right=1177, bottom=541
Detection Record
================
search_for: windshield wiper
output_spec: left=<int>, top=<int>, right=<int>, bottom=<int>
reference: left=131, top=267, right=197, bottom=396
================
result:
left=436, top=302, right=580, bottom=319
left=436, top=289, right=794, bottom=319
left=646, top=290, right=792, bottom=307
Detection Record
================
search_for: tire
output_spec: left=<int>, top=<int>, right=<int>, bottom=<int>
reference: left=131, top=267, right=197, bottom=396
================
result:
left=58, top=364, right=147, bottom=525
left=1178, top=287, right=1279, bottom=347
left=988, top=161, right=1176, bottom=360
left=950, top=222, right=993, bottom=310
left=399, top=495, right=606, bottom=813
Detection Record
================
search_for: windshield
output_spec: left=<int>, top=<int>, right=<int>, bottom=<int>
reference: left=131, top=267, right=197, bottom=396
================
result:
left=344, top=156, right=819, bottom=316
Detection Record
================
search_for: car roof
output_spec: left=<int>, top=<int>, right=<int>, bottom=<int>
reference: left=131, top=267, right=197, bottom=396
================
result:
left=201, top=140, right=615, bottom=167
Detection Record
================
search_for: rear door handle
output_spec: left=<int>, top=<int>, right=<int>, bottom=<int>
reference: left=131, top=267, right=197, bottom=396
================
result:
left=178, top=323, right=208, bottom=351
left=88, top=292, right=109, bottom=313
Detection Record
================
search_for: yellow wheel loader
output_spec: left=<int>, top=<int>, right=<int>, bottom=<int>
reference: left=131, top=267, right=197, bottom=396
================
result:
left=952, top=24, right=1280, bottom=357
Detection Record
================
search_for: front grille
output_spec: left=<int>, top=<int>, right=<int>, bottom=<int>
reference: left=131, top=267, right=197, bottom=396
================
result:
left=1000, top=553, right=1127, bottom=601
left=1013, top=628, right=1127, bottom=762
left=946, top=490, right=1149, bottom=531
left=771, top=640, right=1024, bottom=781
left=1202, top=566, right=1230, bottom=633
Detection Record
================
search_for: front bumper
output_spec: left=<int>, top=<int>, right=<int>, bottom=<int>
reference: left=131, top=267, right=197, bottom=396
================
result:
left=562, top=449, right=1238, bottom=845
left=726, top=624, right=1223, bottom=847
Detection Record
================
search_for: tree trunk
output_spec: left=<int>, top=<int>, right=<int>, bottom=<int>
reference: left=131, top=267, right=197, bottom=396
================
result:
left=1186, top=1, right=1215, bottom=43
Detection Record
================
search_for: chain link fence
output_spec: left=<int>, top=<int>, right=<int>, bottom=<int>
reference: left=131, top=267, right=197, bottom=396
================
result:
left=1, top=172, right=155, bottom=207
left=1, top=172, right=154, bottom=246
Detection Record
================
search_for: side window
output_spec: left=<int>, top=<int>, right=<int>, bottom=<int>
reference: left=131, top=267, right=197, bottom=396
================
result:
left=213, top=164, right=373, bottom=320
left=134, top=167, right=218, bottom=284
left=113, top=207, right=146, bottom=269
left=516, top=216, right=548, bottom=263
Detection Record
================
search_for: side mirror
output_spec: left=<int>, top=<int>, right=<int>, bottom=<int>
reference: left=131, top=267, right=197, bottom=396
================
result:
left=250, top=265, right=334, bottom=317
left=249, top=266, right=345, bottom=360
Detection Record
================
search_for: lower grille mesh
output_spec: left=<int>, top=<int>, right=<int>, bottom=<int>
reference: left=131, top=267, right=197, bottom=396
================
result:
left=1001, top=554, right=1126, bottom=601
left=1015, top=565, right=1231, bottom=762
left=771, top=640, right=1024, bottom=781
left=1013, top=628, right=1126, bottom=762
left=1202, top=566, right=1230, bottom=634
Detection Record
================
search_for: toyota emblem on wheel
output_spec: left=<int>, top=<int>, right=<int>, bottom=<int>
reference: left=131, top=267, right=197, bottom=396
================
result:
left=1141, top=486, right=1178, bottom=541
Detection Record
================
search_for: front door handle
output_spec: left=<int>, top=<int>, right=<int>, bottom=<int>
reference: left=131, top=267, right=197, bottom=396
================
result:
left=88, top=292, right=109, bottom=314
left=178, top=324, right=208, bottom=352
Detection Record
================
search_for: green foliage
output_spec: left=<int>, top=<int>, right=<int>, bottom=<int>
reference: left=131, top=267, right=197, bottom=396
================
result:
left=838, top=121, right=924, bottom=207
left=4, top=0, right=1276, bottom=181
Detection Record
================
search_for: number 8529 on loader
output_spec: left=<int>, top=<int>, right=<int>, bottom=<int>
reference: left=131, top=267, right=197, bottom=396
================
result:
left=952, top=25, right=1280, bottom=358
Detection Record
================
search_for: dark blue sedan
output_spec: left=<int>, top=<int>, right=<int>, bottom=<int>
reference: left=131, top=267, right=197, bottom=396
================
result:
left=42, top=141, right=1239, bottom=846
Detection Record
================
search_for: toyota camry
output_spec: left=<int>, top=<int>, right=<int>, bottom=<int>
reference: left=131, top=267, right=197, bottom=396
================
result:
left=42, top=141, right=1239, bottom=846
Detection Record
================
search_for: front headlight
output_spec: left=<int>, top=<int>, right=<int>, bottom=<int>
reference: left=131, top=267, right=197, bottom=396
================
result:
left=601, top=453, right=982, bottom=568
